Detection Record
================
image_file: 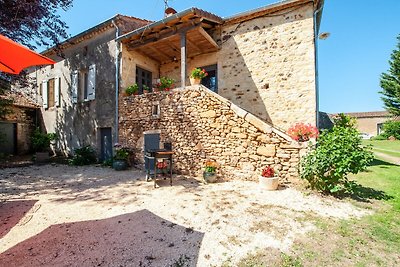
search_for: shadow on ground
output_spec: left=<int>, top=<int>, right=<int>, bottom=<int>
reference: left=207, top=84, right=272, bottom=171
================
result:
left=0, top=200, right=38, bottom=239
left=369, top=158, right=398, bottom=168
left=338, top=159, right=395, bottom=202
left=0, top=165, right=207, bottom=206
left=0, top=209, right=204, bottom=267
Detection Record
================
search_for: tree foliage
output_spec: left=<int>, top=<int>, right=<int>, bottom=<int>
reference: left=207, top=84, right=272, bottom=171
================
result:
left=382, top=120, right=400, bottom=140
left=300, top=114, right=374, bottom=194
left=0, top=0, right=73, bottom=50
left=380, top=34, right=400, bottom=116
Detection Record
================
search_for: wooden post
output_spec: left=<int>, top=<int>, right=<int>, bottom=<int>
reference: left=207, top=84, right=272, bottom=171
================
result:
left=180, top=31, right=187, bottom=88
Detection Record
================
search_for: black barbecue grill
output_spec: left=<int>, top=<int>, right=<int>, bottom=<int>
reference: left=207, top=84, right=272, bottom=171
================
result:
left=144, top=133, right=173, bottom=188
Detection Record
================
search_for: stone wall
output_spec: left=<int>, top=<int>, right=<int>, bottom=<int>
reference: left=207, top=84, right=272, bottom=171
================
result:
left=119, top=85, right=306, bottom=183
left=157, top=3, right=317, bottom=131
left=219, top=3, right=317, bottom=130
left=1, top=106, right=37, bottom=154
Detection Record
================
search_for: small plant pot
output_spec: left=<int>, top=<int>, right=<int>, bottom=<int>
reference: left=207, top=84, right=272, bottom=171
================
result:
left=113, top=159, right=128, bottom=171
left=203, top=171, right=217, bottom=183
left=190, top=77, right=201, bottom=85
left=259, top=176, right=279, bottom=190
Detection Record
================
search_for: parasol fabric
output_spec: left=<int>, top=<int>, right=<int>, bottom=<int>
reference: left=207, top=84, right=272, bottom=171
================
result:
left=0, top=34, right=55, bottom=75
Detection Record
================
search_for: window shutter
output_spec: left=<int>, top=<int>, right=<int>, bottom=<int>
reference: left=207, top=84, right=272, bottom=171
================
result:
left=88, top=64, right=96, bottom=100
left=42, top=80, right=48, bottom=109
left=71, top=71, right=78, bottom=104
left=55, top=77, right=60, bottom=107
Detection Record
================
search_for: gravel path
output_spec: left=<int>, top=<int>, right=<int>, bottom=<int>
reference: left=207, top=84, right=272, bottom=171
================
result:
left=0, top=164, right=370, bottom=267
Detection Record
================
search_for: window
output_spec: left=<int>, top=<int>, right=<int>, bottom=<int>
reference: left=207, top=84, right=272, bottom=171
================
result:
left=152, top=103, right=160, bottom=118
left=80, top=71, right=89, bottom=101
left=48, top=78, right=55, bottom=108
left=39, top=83, right=42, bottom=96
left=136, top=66, right=152, bottom=94
left=42, top=77, right=60, bottom=109
left=71, top=64, right=95, bottom=103
left=200, top=64, right=218, bottom=93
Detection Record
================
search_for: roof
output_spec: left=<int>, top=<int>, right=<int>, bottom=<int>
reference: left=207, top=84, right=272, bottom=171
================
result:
left=224, top=0, right=324, bottom=31
left=117, top=7, right=223, bottom=42
left=0, top=91, right=40, bottom=109
left=42, top=14, right=151, bottom=56
left=341, top=111, right=391, bottom=119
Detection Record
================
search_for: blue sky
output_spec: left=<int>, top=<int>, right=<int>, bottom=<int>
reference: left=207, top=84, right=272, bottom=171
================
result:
left=57, top=0, right=400, bottom=113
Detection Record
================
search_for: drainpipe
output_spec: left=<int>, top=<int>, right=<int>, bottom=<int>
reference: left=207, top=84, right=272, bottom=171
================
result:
left=112, top=20, right=120, bottom=143
left=313, top=3, right=323, bottom=129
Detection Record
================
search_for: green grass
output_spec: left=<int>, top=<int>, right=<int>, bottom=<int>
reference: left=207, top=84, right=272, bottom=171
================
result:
left=234, top=158, right=400, bottom=266
left=363, top=140, right=400, bottom=158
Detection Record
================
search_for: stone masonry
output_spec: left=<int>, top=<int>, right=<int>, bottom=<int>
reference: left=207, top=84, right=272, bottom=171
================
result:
left=158, top=3, right=317, bottom=131
left=119, top=85, right=306, bottom=183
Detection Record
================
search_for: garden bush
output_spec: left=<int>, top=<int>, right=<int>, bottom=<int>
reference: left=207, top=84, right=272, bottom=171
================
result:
left=69, top=145, right=97, bottom=166
left=382, top=120, right=400, bottom=140
left=300, top=114, right=374, bottom=194
left=31, top=128, right=57, bottom=152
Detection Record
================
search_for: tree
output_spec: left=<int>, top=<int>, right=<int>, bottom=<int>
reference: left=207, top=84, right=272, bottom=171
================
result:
left=300, top=114, right=374, bottom=194
left=0, top=0, right=73, bottom=50
left=380, top=34, right=400, bottom=116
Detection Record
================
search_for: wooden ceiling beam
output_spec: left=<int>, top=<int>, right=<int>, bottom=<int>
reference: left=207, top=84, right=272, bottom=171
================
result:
left=186, top=38, right=203, bottom=53
left=197, top=27, right=219, bottom=49
left=146, top=45, right=173, bottom=61
left=126, top=19, right=202, bottom=50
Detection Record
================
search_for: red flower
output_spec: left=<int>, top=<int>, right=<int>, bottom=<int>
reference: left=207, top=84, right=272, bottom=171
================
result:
left=287, top=123, right=319, bottom=142
left=261, top=166, right=274, bottom=177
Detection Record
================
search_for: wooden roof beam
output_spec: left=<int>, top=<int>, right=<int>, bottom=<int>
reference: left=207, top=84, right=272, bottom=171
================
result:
left=197, top=27, right=219, bottom=49
left=126, top=22, right=202, bottom=50
left=146, top=45, right=173, bottom=61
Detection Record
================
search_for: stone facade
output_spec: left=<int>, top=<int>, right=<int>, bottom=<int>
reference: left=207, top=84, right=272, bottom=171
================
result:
left=23, top=15, right=149, bottom=157
left=119, top=86, right=306, bottom=182
left=158, top=3, right=317, bottom=131
left=0, top=93, right=38, bottom=155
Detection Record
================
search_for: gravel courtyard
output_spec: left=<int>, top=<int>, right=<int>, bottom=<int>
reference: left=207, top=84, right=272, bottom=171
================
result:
left=0, top=164, right=370, bottom=267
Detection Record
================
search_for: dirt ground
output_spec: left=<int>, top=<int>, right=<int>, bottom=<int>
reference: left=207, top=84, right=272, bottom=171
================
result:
left=0, top=164, right=370, bottom=267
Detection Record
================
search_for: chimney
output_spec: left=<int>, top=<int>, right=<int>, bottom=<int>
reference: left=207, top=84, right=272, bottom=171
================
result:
left=165, top=7, right=177, bottom=17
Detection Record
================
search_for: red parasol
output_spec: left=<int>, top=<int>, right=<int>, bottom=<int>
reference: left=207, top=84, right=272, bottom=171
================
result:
left=0, top=34, right=55, bottom=75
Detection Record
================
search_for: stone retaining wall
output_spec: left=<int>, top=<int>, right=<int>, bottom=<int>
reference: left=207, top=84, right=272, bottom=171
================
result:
left=119, top=86, right=306, bottom=183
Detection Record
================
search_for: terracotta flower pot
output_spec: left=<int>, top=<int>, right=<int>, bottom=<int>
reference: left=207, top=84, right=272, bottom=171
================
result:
left=190, top=77, right=201, bottom=85
left=259, top=176, right=279, bottom=190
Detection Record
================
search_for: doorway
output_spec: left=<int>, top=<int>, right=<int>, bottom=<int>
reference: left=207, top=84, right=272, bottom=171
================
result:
left=200, top=64, right=218, bottom=93
left=0, top=122, right=17, bottom=155
left=100, top=128, right=112, bottom=162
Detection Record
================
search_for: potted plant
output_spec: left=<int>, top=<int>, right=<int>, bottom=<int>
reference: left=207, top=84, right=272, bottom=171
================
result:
left=112, top=143, right=131, bottom=171
left=125, top=84, right=139, bottom=96
left=190, top=68, right=208, bottom=85
left=259, top=166, right=279, bottom=190
left=143, top=84, right=151, bottom=94
left=153, top=77, right=175, bottom=92
left=203, top=160, right=218, bottom=183
left=287, top=122, right=319, bottom=142
left=31, top=128, right=56, bottom=163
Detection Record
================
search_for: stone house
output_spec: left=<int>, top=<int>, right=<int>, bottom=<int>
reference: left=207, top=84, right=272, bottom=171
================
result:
left=26, top=0, right=324, bottom=181
left=25, top=14, right=150, bottom=160
left=0, top=91, right=39, bottom=155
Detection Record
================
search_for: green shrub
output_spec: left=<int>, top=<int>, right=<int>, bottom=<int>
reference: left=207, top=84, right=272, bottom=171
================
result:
left=382, top=120, right=400, bottom=139
left=300, top=114, right=374, bottom=194
left=371, top=134, right=388, bottom=140
left=69, top=145, right=97, bottom=166
left=31, top=128, right=56, bottom=152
